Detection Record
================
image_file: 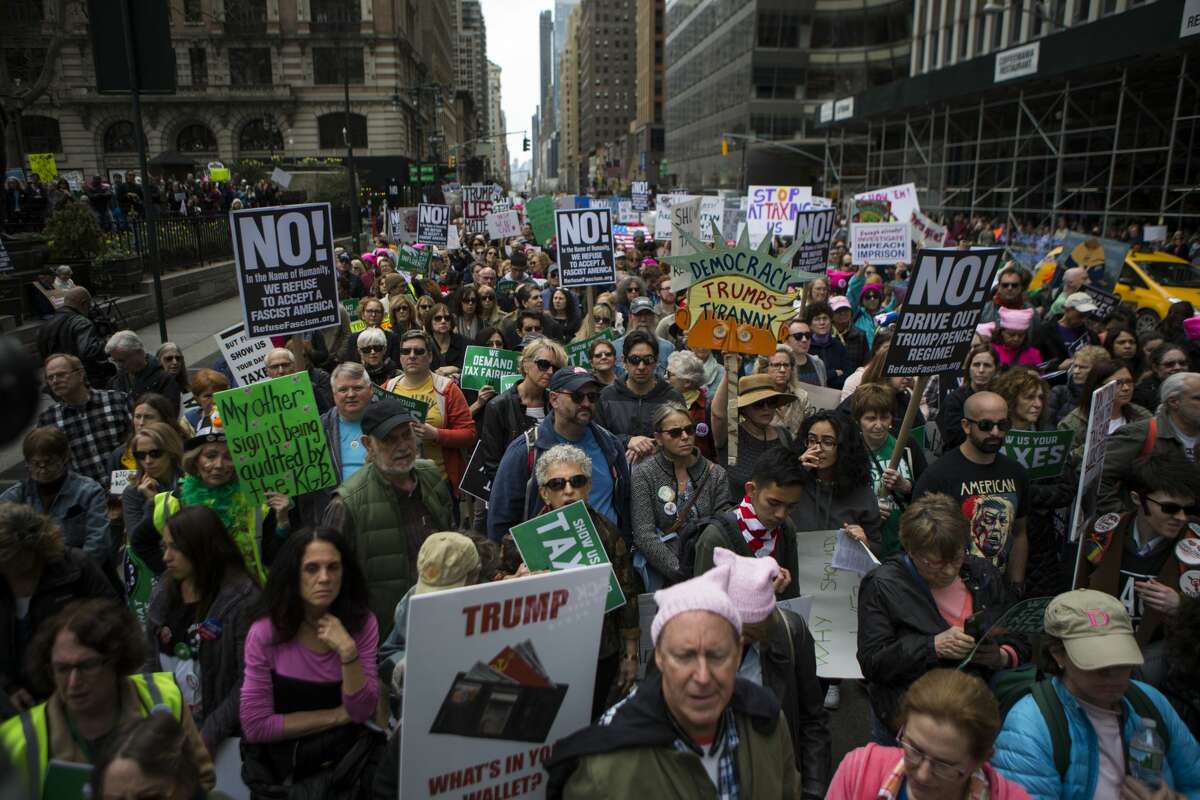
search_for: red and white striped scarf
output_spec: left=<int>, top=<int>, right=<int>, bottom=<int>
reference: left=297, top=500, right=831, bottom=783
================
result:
left=735, top=494, right=779, bottom=558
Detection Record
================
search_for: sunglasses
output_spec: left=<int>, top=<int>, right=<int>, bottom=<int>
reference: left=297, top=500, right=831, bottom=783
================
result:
left=432, top=314, right=453, bottom=322
left=965, top=417, right=1012, bottom=432
left=543, top=474, right=589, bottom=491
left=751, top=396, right=787, bottom=410
left=480, top=295, right=496, bottom=302
left=523, top=326, right=543, bottom=334
left=399, top=347, right=427, bottom=356
left=534, top=358, right=556, bottom=372
left=862, top=292, right=881, bottom=300
left=161, top=355, right=183, bottom=362
left=418, top=304, right=433, bottom=311
left=133, top=448, right=163, bottom=460
left=462, top=297, right=477, bottom=304
left=592, top=350, right=614, bottom=359
left=999, top=282, right=1022, bottom=289
left=1143, top=496, right=1198, bottom=516
left=595, top=317, right=612, bottom=325
left=625, top=354, right=655, bottom=367
left=570, top=390, right=600, bottom=404
left=658, top=424, right=696, bottom=439
left=789, top=331, right=812, bottom=341
left=360, top=345, right=385, bottom=354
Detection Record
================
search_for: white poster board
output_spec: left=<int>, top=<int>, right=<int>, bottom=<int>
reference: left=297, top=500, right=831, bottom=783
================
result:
left=486, top=210, right=521, bottom=240
left=214, top=322, right=273, bottom=386
left=400, top=567, right=609, bottom=800
left=1070, top=381, right=1118, bottom=550
left=795, top=529, right=865, bottom=679
left=746, top=185, right=813, bottom=248
left=854, top=183, right=921, bottom=225
left=851, top=222, right=912, bottom=265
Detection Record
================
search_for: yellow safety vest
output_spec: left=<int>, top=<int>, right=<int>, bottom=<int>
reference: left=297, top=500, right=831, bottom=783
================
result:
left=0, top=672, right=183, bottom=800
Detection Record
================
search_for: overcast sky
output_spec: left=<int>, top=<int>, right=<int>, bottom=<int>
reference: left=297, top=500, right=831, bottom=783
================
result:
left=478, top=0, right=554, bottom=164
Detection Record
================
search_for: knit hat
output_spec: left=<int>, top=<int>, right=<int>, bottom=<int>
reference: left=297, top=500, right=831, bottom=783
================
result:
left=1183, top=316, right=1200, bottom=341
left=827, top=270, right=852, bottom=291
left=975, top=322, right=996, bottom=339
left=650, top=564, right=742, bottom=646
left=861, top=282, right=884, bottom=299
left=712, top=548, right=778, bottom=624
left=998, top=306, right=1035, bottom=332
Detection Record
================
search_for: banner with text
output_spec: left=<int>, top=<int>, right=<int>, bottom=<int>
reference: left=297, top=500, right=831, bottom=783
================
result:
left=461, top=346, right=522, bottom=391
left=1002, top=429, right=1074, bottom=480
left=555, top=208, right=615, bottom=288
left=1082, top=284, right=1121, bottom=321
left=417, top=203, right=451, bottom=247
left=487, top=210, right=522, bottom=241
left=911, top=210, right=948, bottom=248
left=566, top=329, right=617, bottom=369
left=793, top=209, right=837, bottom=273
left=795, top=529, right=864, bottom=679
left=669, top=198, right=702, bottom=279
left=509, top=501, right=625, bottom=612
left=746, top=185, right=812, bottom=248
left=389, top=206, right=419, bottom=244
left=854, top=183, right=920, bottom=225
left=631, top=181, right=649, bottom=212
left=883, top=248, right=1004, bottom=376
left=231, top=203, right=340, bottom=337
left=851, top=222, right=912, bottom=265
left=214, top=322, right=273, bottom=386
left=526, top=196, right=556, bottom=246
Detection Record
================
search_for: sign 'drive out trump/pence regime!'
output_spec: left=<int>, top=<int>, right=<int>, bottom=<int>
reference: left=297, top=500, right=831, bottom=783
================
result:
left=231, top=203, right=340, bottom=338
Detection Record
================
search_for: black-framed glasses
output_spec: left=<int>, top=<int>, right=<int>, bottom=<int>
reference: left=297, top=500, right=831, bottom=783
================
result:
left=965, top=417, right=1012, bottom=433
left=399, top=347, right=427, bottom=356
left=658, top=424, right=696, bottom=439
left=418, top=304, right=434, bottom=311
left=897, top=728, right=970, bottom=781
left=805, top=434, right=838, bottom=448
left=625, top=354, right=655, bottom=367
left=133, top=448, right=163, bottom=460
left=789, top=331, right=812, bottom=341
left=51, top=656, right=108, bottom=679
left=360, top=345, right=385, bottom=354
left=533, top=359, right=556, bottom=372
left=523, top=325, right=544, bottom=335
left=1143, top=496, right=1197, bottom=516
left=161, top=354, right=183, bottom=362
left=480, top=295, right=496, bottom=302
left=862, top=292, right=881, bottom=300
left=462, top=297, right=477, bottom=304
left=543, top=474, right=589, bottom=491
left=432, top=314, right=453, bottom=322
left=570, top=390, right=600, bottom=405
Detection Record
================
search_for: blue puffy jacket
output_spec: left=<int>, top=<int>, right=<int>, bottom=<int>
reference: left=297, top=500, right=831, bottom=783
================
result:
left=992, top=677, right=1200, bottom=800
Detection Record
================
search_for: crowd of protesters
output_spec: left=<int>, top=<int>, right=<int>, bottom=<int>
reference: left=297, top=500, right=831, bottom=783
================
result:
left=3, top=194, right=1200, bottom=800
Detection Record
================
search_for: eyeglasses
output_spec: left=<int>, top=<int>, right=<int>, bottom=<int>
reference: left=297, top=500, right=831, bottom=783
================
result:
left=627, top=287, right=641, bottom=294
left=462, top=297, right=477, bottom=304
left=862, top=292, right=881, bottom=300
left=595, top=317, right=612, bottom=325
left=965, top=417, right=1012, bottom=433
left=1143, top=496, right=1197, bottom=516
left=480, top=295, right=496, bottom=302
left=360, top=345, right=385, bottom=355
left=625, top=354, right=656, bottom=367
left=789, top=331, right=812, bottom=341
left=45, top=368, right=81, bottom=382
left=912, top=551, right=965, bottom=571
left=658, top=424, right=697, bottom=439
left=543, top=474, right=589, bottom=491
left=399, top=347, right=427, bottom=356
left=418, top=304, right=433, bottom=311
left=1111, top=378, right=1135, bottom=387
left=52, top=656, right=108, bottom=679
left=570, top=390, right=600, bottom=404
left=768, top=362, right=792, bottom=371
left=898, top=728, right=969, bottom=781
left=432, top=314, right=453, bottom=322
left=161, top=355, right=183, bottom=362
left=533, top=358, right=556, bottom=372
left=592, top=350, right=614, bottom=359
left=999, top=282, right=1022, bottom=289
left=805, top=434, right=838, bottom=448
left=133, top=448, right=163, bottom=460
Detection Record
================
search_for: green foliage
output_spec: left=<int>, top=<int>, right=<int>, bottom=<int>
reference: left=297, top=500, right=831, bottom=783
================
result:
left=44, top=199, right=106, bottom=261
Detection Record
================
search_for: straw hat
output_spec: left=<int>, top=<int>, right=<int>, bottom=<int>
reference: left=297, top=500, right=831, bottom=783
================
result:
left=736, top=373, right=796, bottom=409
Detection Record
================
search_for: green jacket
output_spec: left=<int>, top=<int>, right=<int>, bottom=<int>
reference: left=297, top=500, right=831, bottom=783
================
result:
left=332, top=459, right=452, bottom=638
left=693, top=511, right=800, bottom=600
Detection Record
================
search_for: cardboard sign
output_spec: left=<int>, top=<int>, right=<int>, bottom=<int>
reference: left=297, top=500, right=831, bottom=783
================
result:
left=851, top=222, right=912, bottom=265
left=555, top=208, right=615, bottom=289
left=1070, top=380, right=1117, bottom=546
left=1144, top=225, right=1169, bottom=242
left=509, top=501, right=625, bottom=612
left=463, top=184, right=494, bottom=225
left=214, top=372, right=337, bottom=503
left=458, top=441, right=492, bottom=501
left=269, top=166, right=293, bottom=189
left=566, top=330, right=616, bottom=369
left=461, top=346, right=522, bottom=391
left=669, top=197, right=702, bottom=270
left=631, top=181, right=649, bottom=211
left=1002, top=429, right=1074, bottom=480
left=1082, top=284, right=1121, bottom=320
left=399, top=566, right=608, bottom=799
left=27, top=153, right=57, bottom=181
left=746, top=185, right=813, bottom=247
left=912, top=210, right=948, bottom=248
left=526, top=195, right=556, bottom=245
left=793, top=209, right=837, bottom=272
left=231, top=203, right=340, bottom=337
left=487, top=210, right=521, bottom=241
left=388, top=207, right=419, bottom=244
left=499, top=374, right=522, bottom=392
left=882, top=248, right=1003, bottom=377
left=795, top=529, right=864, bottom=679
left=214, top=322, right=274, bottom=384
left=652, top=194, right=675, bottom=241
left=618, top=200, right=635, bottom=223
left=447, top=223, right=462, bottom=251
left=109, top=469, right=137, bottom=496
left=370, top=384, right=430, bottom=422
left=854, top=183, right=920, bottom=226
left=699, top=196, right=724, bottom=243
left=417, top=203, right=450, bottom=247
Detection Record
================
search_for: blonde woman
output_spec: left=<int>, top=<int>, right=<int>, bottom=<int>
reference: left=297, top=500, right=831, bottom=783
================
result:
left=755, top=345, right=812, bottom=434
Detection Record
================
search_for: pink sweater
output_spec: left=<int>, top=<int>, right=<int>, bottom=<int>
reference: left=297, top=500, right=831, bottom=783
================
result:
left=239, top=613, right=380, bottom=742
left=827, top=744, right=1031, bottom=800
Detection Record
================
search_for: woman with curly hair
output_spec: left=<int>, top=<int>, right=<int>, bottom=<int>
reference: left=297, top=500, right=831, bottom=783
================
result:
left=793, top=410, right=882, bottom=554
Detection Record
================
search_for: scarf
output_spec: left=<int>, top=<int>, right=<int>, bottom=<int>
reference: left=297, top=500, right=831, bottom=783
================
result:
left=734, top=494, right=779, bottom=558
left=812, top=332, right=832, bottom=347
left=179, top=475, right=266, bottom=584
left=876, top=754, right=992, bottom=799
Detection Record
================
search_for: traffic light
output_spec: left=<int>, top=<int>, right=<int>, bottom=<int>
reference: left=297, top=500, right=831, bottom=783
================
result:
left=721, top=137, right=729, bottom=157
left=449, top=154, right=456, bottom=168
left=522, top=136, right=530, bottom=152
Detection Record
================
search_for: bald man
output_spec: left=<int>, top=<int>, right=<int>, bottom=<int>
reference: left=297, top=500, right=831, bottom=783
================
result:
left=912, top=391, right=1030, bottom=591
left=36, top=286, right=110, bottom=388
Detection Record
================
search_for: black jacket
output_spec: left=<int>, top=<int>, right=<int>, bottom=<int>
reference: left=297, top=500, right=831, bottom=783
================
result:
left=938, top=385, right=972, bottom=451
left=309, top=367, right=334, bottom=415
left=857, top=554, right=1027, bottom=734
left=478, top=381, right=548, bottom=478
left=833, top=324, right=869, bottom=369
left=112, top=355, right=182, bottom=409
left=1032, top=316, right=1099, bottom=365
left=809, top=336, right=852, bottom=390
left=431, top=332, right=468, bottom=372
left=0, top=548, right=118, bottom=711
left=340, top=328, right=399, bottom=365
left=36, top=308, right=110, bottom=387
left=594, top=377, right=684, bottom=449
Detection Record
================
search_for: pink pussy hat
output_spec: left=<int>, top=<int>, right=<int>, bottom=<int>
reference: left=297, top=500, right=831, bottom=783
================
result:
left=713, top=547, right=779, bottom=624
left=650, top=564, right=742, bottom=646
left=998, top=306, right=1035, bottom=332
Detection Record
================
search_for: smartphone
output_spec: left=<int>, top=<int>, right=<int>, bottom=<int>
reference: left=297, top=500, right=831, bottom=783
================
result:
left=964, top=611, right=986, bottom=641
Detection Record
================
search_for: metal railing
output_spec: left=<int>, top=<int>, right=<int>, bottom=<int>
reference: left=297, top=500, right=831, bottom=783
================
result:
left=111, top=214, right=233, bottom=270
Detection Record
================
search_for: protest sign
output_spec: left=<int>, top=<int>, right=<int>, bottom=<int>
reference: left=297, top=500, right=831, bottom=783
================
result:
left=510, top=501, right=624, bottom=612
left=793, top=209, right=837, bottom=272
left=555, top=208, right=615, bottom=288
left=851, top=222, right=912, bottom=265
left=370, top=384, right=430, bottom=422
left=447, top=223, right=461, bottom=251
left=699, top=196, right=724, bottom=243
left=397, top=244, right=431, bottom=275
left=1070, top=380, right=1117, bottom=554
left=461, top=346, right=522, bottom=391
left=213, top=322, right=273, bottom=386
left=526, top=195, right=556, bottom=245
left=400, top=566, right=608, bottom=800
left=214, top=372, right=337, bottom=503
left=795, top=529, right=864, bottom=679
left=458, top=441, right=493, bottom=501
left=487, top=210, right=521, bottom=240
left=1002, top=429, right=1074, bottom=480
left=746, top=185, right=812, bottom=247
left=499, top=375, right=522, bottom=392
left=27, top=153, right=57, bottom=181
left=230, top=203, right=340, bottom=337
left=417, top=203, right=450, bottom=247
left=631, top=181, right=649, bottom=211
left=1144, top=225, right=1169, bottom=242
left=1057, top=232, right=1129, bottom=290
left=653, top=194, right=674, bottom=241
left=883, top=248, right=1003, bottom=377
left=618, top=199, right=635, bottom=223
left=109, top=469, right=137, bottom=497
left=390, top=206, right=420, bottom=244
left=1082, top=284, right=1121, bottom=320
left=463, top=184, right=494, bottom=225
left=854, top=183, right=920, bottom=226
left=911, top=210, right=948, bottom=248
left=957, top=595, right=1054, bottom=667
left=269, top=166, right=293, bottom=189
left=669, top=197, right=702, bottom=269
left=566, top=329, right=616, bottom=369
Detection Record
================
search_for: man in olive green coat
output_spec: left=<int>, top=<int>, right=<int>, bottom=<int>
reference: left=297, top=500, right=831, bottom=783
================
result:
left=321, top=400, right=453, bottom=638
left=545, top=565, right=798, bottom=799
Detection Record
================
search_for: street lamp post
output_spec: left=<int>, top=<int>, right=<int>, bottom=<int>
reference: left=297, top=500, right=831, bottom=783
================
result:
left=341, top=49, right=361, bottom=252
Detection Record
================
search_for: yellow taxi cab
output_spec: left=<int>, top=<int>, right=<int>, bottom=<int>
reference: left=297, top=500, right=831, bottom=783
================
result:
left=1030, top=248, right=1200, bottom=335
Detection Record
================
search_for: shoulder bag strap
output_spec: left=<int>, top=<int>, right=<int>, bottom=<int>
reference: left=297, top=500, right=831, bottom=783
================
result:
left=1032, top=680, right=1071, bottom=782
left=663, top=463, right=713, bottom=535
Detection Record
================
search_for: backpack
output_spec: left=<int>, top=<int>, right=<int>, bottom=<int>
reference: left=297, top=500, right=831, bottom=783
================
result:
left=678, top=511, right=745, bottom=579
left=993, top=664, right=1170, bottom=781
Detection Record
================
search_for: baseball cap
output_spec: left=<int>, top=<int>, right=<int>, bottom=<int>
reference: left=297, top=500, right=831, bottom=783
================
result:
left=548, top=367, right=599, bottom=394
left=630, top=297, right=655, bottom=315
left=414, top=532, right=481, bottom=595
left=1065, top=292, right=1098, bottom=314
left=1044, top=589, right=1143, bottom=670
left=361, top=400, right=416, bottom=440
left=829, top=296, right=851, bottom=312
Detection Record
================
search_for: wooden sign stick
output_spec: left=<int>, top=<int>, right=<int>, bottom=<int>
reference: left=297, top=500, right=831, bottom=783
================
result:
left=886, top=374, right=929, bottom=475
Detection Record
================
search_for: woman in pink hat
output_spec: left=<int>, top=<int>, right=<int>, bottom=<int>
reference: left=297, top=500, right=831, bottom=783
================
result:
left=992, top=307, right=1044, bottom=368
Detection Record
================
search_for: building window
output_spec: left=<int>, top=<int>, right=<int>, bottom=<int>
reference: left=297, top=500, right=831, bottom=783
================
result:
left=22, top=115, right=61, bottom=152
left=1, top=0, right=44, bottom=23
left=225, top=0, right=266, bottom=32
left=318, top=112, right=368, bottom=149
left=4, top=48, right=46, bottom=84
left=238, top=118, right=284, bottom=152
left=310, top=0, right=360, bottom=32
left=103, top=121, right=138, bottom=153
left=177, top=123, right=217, bottom=152
left=757, top=11, right=801, bottom=47
left=313, top=48, right=364, bottom=85
left=189, top=48, right=208, bottom=86
left=228, top=47, right=272, bottom=86
left=184, top=0, right=202, bottom=23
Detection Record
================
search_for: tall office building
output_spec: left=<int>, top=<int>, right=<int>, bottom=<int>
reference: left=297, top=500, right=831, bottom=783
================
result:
left=629, top=0, right=665, bottom=183
left=558, top=4, right=583, bottom=192
left=457, top=0, right=490, bottom=137
left=577, top=0, right=637, bottom=186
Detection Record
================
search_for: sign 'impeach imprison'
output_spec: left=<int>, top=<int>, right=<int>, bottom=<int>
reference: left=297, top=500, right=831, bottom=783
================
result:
left=231, top=203, right=340, bottom=337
